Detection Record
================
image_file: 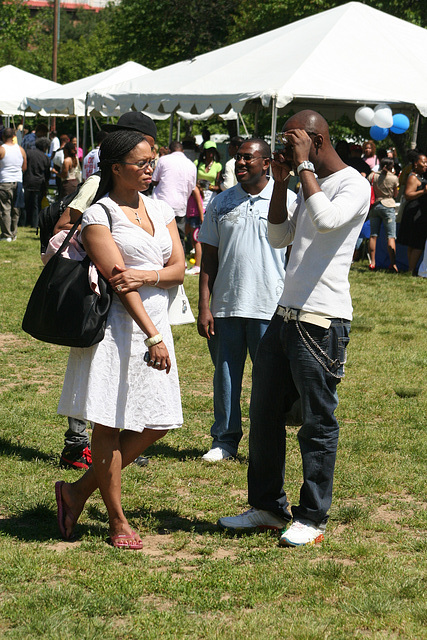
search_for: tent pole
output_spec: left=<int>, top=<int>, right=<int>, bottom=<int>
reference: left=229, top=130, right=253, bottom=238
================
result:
left=169, top=111, right=174, bottom=144
left=177, top=115, right=181, bottom=141
left=83, top=93, right=89, bottom=157
left=239, top=112, right=249, bottom=138
left=270, top=95, right=277, bottom=153
left=90, top=115, right=94, bottom=149
left=411, top=111, right=420, bottom=149
left=76, top=116, right=79, bottom=155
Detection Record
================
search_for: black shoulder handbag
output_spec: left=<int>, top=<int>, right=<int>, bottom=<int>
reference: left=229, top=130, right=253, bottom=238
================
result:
left=22, top=204, right=113, bottom=348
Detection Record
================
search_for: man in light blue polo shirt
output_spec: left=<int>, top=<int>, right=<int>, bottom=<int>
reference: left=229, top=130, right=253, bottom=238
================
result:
left=197, top=139, right=296, bottom=462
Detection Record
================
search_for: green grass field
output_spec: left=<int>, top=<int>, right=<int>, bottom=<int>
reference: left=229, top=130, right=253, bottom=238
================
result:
left=0, top=228, right=426, bottom=639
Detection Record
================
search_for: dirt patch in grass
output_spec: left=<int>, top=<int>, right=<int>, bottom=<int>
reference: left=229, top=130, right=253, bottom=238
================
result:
left=142, top=533, right=239, bottom=564
left=46, top=540, right=83, bottom=551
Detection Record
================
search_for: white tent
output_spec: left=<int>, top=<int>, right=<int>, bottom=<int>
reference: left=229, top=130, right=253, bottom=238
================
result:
left=89, top=2, right=427, bottom=126
left=0, top=65, right=59, bottom=116
left=21, top=61, right=151, bottom=117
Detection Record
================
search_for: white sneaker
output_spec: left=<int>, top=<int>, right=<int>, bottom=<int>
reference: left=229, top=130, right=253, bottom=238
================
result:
left=279, top=520, right=325, bottom=547
left=202, top=446, right=233, bottom=462
left=218, top=507, right=290, bottom=532
left=185, top=265, right=200, bottom=275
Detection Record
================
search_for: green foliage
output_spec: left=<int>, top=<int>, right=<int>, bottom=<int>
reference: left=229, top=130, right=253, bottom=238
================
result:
left=228, top=0, right=426, bottom=43
left=107, top=0, right=237, bottom=70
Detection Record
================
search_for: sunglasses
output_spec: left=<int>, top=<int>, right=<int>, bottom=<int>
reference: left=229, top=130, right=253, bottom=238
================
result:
left=120, top=159, right=156, bottom=170
left=235, top=153, right=270, bottom=163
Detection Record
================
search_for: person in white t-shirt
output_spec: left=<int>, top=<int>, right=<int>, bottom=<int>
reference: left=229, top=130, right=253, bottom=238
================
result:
left=198, top=139, right=295, bottom=462
left=218, top=111, right=370, bottom=547
left=82, top=130, right=108, bottom=180
left=219, top=135, right=244, bottom=192
left=152, top=140, right=198, bottom=250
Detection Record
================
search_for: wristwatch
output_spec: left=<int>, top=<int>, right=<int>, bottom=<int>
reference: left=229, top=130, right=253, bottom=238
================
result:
left=296, top=161, right=315, bottom=175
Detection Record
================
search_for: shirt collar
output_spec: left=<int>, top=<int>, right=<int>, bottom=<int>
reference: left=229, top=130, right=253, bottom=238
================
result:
left=235, top=176, right=273, bottom=200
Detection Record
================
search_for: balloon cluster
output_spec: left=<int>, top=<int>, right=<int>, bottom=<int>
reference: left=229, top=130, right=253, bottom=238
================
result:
left=355, top=105, right=410, bottom=141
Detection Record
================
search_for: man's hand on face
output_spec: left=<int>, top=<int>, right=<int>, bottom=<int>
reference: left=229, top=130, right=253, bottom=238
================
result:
left=283, top=129, right=313, bottom=167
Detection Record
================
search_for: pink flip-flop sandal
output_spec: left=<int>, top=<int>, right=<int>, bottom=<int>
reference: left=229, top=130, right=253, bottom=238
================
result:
left=109, top=530, right=144, bottom=550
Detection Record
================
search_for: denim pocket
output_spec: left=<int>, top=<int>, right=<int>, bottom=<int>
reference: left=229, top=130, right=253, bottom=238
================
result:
left=297, top=320, right=350, bottom=379
left=328, top=323, right=350, bottom=377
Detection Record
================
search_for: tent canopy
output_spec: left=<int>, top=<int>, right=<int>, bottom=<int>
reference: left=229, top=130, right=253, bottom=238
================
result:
left=0, top=65, right=59, bottom=116
left=21, top=61, right=151, bottom=116
left=89, top=2, right=427, bottom=119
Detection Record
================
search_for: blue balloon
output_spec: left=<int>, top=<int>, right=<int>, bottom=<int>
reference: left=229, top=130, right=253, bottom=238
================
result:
left=390, top=113, right=410, bottom=134
left=370, top=125, right=389, bottom=141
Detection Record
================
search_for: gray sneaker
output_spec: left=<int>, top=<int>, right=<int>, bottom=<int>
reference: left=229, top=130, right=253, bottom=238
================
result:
left=218, top=507, right=289, bottom=532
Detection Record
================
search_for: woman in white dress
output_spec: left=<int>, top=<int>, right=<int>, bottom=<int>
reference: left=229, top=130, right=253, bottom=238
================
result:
left=55, top=131, right=185, bottom=549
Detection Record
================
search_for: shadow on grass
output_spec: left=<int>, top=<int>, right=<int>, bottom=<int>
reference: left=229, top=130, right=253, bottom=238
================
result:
left=146, top=441, right=208, bottom=460
left=0, top=504, right=216, bottom=543
left=0, top=436, right=52, bottom=463
left=146, top=440, right=249, bottom=465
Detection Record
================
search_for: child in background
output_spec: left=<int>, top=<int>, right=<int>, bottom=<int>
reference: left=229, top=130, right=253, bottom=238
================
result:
left=185, top=183, right=204, bottom=275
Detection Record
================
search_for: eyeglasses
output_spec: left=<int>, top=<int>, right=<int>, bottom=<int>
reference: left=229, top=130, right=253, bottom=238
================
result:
left=120, top=159, right=156, bottom=170
left=235, top=153, right=270, bottom=163
left=276, top=131, right=318, bottom=146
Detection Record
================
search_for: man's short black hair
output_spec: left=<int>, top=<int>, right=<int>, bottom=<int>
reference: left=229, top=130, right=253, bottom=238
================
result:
left=35, top=137, right=50, bottom=152
left=169, top=141, right=183, bottom=153
left=230, top=136, right=244, bottom=147
left=239, top=138, right=271, bottom=158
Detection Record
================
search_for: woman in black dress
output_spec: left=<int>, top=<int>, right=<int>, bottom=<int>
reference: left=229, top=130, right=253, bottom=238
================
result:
left=397, top=152, right=427, bottom=275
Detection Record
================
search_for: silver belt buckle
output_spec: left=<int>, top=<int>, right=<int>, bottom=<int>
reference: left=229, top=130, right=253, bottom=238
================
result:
left=282, top=307, right=297, bottom=323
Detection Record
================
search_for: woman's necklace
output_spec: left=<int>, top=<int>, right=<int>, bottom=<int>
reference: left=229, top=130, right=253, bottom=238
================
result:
left=113, top=195, right=145, bottom=226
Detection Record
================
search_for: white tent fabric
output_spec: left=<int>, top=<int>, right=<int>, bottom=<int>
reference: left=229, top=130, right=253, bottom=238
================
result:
left=0, top=65, right=59, bottom=115
left=89, top=2, right=427, bottom=118
left=21, top=61, right=151, bottom=116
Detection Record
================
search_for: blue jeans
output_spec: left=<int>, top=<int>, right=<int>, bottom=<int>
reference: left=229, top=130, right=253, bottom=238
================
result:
left=248, top=313, right=351, bottom=525
left=208, top=317, right=270, bottom=455
left=370, top=203, right=396, bottom=239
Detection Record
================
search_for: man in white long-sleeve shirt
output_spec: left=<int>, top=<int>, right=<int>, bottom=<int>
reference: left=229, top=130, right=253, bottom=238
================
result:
left=218, top=110, right=370, bottom=547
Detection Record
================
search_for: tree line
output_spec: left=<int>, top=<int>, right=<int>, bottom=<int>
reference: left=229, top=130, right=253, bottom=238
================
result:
left=0, top=0, right=425, bottom=84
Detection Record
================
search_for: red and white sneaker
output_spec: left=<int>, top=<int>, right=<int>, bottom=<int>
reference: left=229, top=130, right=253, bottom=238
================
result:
left=60, top=444, right=92, bottom=470
left=279, top=520, right=325, bottom=547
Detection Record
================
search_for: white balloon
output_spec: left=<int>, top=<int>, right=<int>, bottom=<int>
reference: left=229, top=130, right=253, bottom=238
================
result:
left=355, top=106, right=375, bottom=127
left=373, top=104, right=393, bottom=128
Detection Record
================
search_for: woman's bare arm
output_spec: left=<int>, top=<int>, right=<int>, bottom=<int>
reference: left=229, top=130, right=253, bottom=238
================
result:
left=405, top=174, right=427, bottom=201
left=82, top=224, right=171, bottom=372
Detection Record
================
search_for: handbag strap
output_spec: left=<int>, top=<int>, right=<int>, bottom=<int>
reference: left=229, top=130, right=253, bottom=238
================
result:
left=55, top=201, right=113, bottom=256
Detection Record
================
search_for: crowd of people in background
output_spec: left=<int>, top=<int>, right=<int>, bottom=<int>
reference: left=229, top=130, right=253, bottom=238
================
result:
left=335, top=138, right=427, bottom=276
left=1, top=119, right=426, bottom=277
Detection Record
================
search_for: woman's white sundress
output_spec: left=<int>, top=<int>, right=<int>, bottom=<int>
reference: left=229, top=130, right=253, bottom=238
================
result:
left=57, top=194, right=183, bottom=432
